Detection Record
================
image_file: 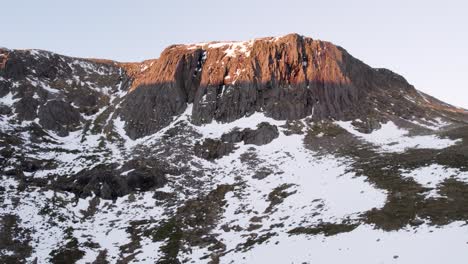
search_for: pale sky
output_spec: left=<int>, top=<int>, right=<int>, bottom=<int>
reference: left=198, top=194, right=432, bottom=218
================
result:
left=2, top=0, right=467, bottom=108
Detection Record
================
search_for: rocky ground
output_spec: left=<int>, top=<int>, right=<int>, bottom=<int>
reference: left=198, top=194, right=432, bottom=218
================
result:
left=1, top=34, right=468, bottom=263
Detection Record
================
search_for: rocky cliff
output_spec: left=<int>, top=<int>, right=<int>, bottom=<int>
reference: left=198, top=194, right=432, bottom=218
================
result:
left=117, top=33, right=466, bottom=138
left=2, top=34, right=464, bottom=140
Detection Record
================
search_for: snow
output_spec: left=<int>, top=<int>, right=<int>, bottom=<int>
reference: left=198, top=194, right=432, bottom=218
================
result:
left=132, top=238, right=164, bottom=263
left=401, top=164, right=468, bottom=198
left=141, top=65, right=148, bottom=72
left=178, top=116, right=468, bottom=263
left=0, top=175, right=168, bottom=263
left=196, top=111, right=284, bottom=138
left=180, top=115, right=388, bottom=262
left=188, top=40, right=254, bottom=57
left=411, top=117, right=450, bottom=130
left=0, top=91, right=18, bottom=106
left=417, top=90, right=431, bottom=103
left=4, top=105, right=468, bottom=263
left=27, top=78, right=60, bottom=94
left=221, top=222, right=468, bottom=264
left=139, top=61, right=155, bottom=73
left=336, top=120, right=459, bottom=153
left=0, top=187, right=67, bottom=263
left=28, top=49, right=43, bottom=57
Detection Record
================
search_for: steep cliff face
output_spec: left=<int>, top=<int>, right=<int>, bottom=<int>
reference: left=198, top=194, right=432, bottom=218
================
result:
left=1, top=34, right=464, bottom=140
left=116, top=33, right=465, bottom=139
left=117, top=48, right=203, bottom=139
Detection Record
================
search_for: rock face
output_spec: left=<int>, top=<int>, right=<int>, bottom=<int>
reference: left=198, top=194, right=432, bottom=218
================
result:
left=38, top=100, right=82, bottom=136
left=116, top=33, right=465, bottom=138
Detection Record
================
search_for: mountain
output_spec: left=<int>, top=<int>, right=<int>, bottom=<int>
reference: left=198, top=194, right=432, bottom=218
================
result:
left=1, top=34, right=468, bottom=263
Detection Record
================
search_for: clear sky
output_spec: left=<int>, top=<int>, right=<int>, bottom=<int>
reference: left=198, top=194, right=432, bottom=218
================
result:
left=2, top=0, right=467, bottom=108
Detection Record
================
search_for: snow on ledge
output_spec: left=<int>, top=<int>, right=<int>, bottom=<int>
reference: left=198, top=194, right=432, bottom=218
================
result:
left=195, top=111, right=285, bottom=138
left=187, top=39, right=254, bottom=57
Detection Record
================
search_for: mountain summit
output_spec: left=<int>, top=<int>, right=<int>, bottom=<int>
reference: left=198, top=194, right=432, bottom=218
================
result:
left=1, top=34, right=468, bottom=263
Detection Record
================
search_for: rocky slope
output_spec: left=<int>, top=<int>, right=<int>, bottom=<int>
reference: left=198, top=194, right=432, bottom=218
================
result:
left=1, top=34, right=468, bottom=263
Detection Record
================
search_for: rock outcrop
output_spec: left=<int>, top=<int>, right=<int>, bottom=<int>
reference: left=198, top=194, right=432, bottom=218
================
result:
left=194, top=139, right=236, bottom=160
left=56, top=160, right=170, bottom=200
left=221, top=122, right=279, bottom=146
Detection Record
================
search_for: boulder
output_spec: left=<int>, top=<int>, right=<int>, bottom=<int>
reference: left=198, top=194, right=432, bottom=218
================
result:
left=221, top=122, right=279, bottom=146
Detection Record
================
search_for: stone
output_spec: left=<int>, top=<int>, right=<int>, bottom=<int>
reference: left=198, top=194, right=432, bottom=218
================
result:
left=221, top=122, right=279, bottom=146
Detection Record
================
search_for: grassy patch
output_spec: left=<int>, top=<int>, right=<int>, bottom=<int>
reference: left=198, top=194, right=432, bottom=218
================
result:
left=150, top=184, right=235, bottom=263
left=304, top=122, right=468, bottom=231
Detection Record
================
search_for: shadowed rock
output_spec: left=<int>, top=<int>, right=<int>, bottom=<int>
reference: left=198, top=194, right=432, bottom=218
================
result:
left=38, top=100, right=82, bottom=136
left=194, top=138, right=236, bottom=160
left=55, top=163, right=168, bottom=200
left=221, top=122, right=279, bottom=146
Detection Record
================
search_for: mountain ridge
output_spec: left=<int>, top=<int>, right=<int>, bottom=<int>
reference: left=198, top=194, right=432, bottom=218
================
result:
left=3, top=33, right=466, bottom=140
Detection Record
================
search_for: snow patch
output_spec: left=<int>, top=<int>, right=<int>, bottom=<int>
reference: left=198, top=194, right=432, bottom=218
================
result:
left=0, top=92, right=18, bottom=106
left=188, top=40, right=254, bottom=57
left=401, top=164, right=468, bottom=198
left=196, top=112, right=284, bottom=138
left=336, top=121, right=459, bottom=153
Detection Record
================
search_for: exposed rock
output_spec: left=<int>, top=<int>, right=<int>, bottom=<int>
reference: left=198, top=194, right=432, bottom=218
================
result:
left=118, top=84, right=187, bottom=140
left=0, top=48, right=9, bottom=70
left=221, top=122, right=279, bottom=146
left=351, top=118, right=383, bottom=133
left=55, top=163, right=168, bottom=200
left=0, top=105, right=11, bottom=115
left=242, top=122, right=279, bottom=145
left=38, top=99, right=82, bottom=136
left=253, top=167, right=274, bottom=180
left=194, top=138, right=236, bottom=160
left=0, top=214, right=33, bottom=263
left=20, top=158, right=55, bottom=173
left=409, top=218, right=425, bottom=226
left=15, top=96, right=40, bottom=121
left=0, top=79, right=9, bottom=97
left=117, top=47, right=204, bottom=139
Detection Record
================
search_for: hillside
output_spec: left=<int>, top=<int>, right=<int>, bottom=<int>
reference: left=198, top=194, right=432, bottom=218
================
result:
left=1, top=34, right=468, bottom=263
